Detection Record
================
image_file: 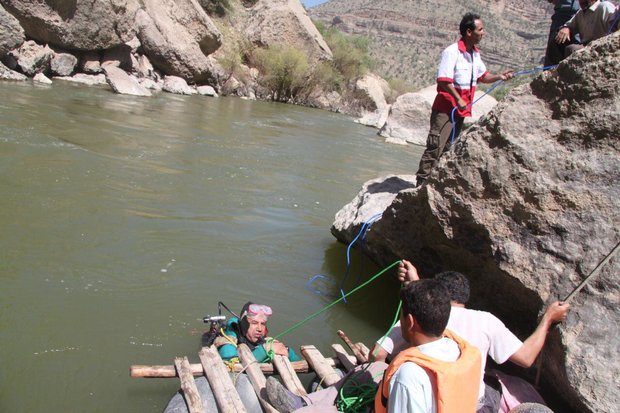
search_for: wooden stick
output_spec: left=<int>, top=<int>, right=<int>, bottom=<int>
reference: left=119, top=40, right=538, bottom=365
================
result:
left=300, top=345, right=341, bottom=387
left=356, top=342, right=370, bottom=362
left=273, top=355, right=307, bottom=396
left=331, top=344, right=357, bottom=372
left=199, top=346, right=247, bottom=413
left=237, top=344, right=278, bottom=413
left=174, top=357, right=203, bottom=413
left=130, top=357, right=344, bottom=378
left=337, top=330, right=367, bottom=364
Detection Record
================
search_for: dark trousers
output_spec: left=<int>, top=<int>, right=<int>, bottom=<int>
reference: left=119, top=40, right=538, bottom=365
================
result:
left=416, top=110, right=464, bottom=181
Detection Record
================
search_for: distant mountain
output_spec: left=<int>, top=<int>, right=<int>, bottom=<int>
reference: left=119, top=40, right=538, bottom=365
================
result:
left=309, top=0, right=555, bottom=89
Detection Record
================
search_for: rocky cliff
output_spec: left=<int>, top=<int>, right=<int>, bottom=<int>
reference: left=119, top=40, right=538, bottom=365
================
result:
left=332, top=33, right=620, bottom=413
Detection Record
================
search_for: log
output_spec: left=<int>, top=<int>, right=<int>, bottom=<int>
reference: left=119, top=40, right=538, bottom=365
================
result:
left=337, top=330, right=367, bottom=364
left=199, top=346, right=247, bottom=413
left=273, top=355, right=307, bottom=396
left=237, top=344, right=278, bottom=413
left=174, top=357, right=203, bottom=413
left=300, top=345, right=341, bottom=387
left=331, top=344, right=357, bottom=372
left=356, top=342, right=370, bottom=362
left=130, top=357, right=344, bottom=378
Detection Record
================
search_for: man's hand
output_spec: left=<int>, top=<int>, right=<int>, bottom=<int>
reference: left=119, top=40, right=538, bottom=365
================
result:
left=542, top=301, right=570, bottom=325
left=555, top=27, right=571, bottom=44
left=398, top=259, right=420, bottom=286
left=500, top=70, right=515, bottom=81
left=456, top=97, right=467, bottom=111
left=270, top=340, right=289, bottom=356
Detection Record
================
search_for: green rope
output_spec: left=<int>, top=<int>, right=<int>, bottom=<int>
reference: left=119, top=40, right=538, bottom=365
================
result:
left=335, top=299, right=403, bottom=413
left=272, top=260, right=401, bottom=341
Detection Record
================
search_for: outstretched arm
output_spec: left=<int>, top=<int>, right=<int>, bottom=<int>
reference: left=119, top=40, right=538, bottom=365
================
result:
left=479, top=70, right=514, bottom=84
left=509, top=301, right=570, bottom=368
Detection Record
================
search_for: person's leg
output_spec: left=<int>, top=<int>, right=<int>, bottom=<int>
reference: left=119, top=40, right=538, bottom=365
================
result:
left=416, top=110, right=454, bottom=184
left=564, top=43, right=584, bottom=58
left=544, top=29, right=565, bottom=66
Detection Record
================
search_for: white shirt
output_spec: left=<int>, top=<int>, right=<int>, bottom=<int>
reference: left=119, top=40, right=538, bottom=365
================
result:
left=564, top=0, right=618, bottom=43
left=377, top=306, right=523, bottom=400
left=388, top=337, right=460, bottom=413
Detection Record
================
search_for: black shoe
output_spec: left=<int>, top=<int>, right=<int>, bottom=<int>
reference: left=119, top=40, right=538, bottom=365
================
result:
left=266, top=376, right=305, bottom=413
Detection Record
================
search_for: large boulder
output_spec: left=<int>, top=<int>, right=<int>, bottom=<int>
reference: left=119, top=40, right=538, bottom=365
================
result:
left=354, top=73, right=391, bottom=128
left=0, top=0, right=140, bottom=50
left=103, top=65, right=151, bottom=96
left=12, top=40, right=53, bottom=76
left=135, top=0, right=222, bottom=83
left=243, top=0, right=332, bottom=62
left=332, top=33, right=620, bottom=413
left=379, top=93, right=432, bottom=146
left=0, top=59, right=25, bottom=80
left=0, top=3, right=24, bottom=57
left=379, top=86, right=498, bottom=146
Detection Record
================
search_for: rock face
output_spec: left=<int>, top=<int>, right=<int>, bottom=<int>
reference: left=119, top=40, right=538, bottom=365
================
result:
left=354, top=73, right=390, bottom=128
left=0, top=3, right=23, bottom=56
left=0, top=0, right=140, bottom=50
left=103, top=65, right=151, bottom=96
left=135, top=0, right=222, bottom=83
left=332, top=33, right=620, bottom=413
left=243, top=0, right=332, bottom=62
left=379, top=93, right=432, bottom=145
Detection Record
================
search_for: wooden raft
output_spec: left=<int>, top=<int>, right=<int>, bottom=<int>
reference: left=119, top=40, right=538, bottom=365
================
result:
left=130, top=331, right=370, bottom=413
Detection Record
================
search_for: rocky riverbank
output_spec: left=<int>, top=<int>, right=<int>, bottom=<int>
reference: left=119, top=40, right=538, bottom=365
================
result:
left=332, top=32, right=620, bottom=413
left=0, top=0, right=394, bottom=117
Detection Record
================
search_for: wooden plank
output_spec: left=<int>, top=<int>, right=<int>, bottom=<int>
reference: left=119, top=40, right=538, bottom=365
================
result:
left=130, top=357, right=345, bottom=378
left=174, top=357, right=203, bottom=413
left=198, top=347, right=247, bottom=413
left=331, top=344, right=357, bottom=372
left=237, top=344, right=279, bottom=413
left=273, top=355, right=307, bottom=396
left=356, top=342, right=370, bottom=362
left=337, top=330, right=367, bottom=364
left=300, top=345, right=341, bottom=387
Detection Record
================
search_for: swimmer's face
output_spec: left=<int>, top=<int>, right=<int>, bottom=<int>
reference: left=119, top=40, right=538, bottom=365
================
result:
left=245, top=316, right=267, bottom=343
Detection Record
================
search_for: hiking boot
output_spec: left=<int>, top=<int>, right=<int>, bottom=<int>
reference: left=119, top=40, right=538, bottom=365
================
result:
left=266, top=376, right=305, bottom=413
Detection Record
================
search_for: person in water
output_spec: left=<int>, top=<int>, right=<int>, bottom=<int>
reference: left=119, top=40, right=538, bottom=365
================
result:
left=216, top=301, right=301, bottom=363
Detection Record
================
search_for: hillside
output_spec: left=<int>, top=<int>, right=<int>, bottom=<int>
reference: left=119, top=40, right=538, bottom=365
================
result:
left=309, top=0, right=555, bottom=89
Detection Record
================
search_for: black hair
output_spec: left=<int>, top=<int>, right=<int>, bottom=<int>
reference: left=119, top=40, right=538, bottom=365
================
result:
left=460, top=13, right=481, bottom=37
left=400, top=279, right=451, bottom=337
left=435, top=271, right=470, bottom=304
left=238, top=301, right=253, bottom=340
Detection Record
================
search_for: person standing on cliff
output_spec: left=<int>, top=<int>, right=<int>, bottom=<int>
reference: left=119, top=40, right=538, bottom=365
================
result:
left=544, top=0, right=581, bottom=65
left=554, top=0, right=619, bottom=58
left=415, top=13, right=514, bottom=187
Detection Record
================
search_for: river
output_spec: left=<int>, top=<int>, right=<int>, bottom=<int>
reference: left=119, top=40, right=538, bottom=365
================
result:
left=0, top=80, right=423, bottom=411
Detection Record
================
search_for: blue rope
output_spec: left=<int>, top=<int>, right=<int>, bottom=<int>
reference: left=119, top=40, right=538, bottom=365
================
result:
left=609, top=8, right=620, bottom=34
left=339, top=213, right=383, bottom=303
left=449, top=64, right=558, bottom=145
left=305, top=213, right=383, bottom=300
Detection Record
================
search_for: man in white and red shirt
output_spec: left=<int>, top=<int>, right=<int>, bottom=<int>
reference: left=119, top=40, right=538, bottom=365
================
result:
left=416, top=13, right=514, bottom=187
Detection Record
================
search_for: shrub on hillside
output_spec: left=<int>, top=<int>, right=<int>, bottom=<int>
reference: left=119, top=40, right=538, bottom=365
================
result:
left=314, top=21, right=373, bottom=82
left=252, top=45, right=310, bottom=102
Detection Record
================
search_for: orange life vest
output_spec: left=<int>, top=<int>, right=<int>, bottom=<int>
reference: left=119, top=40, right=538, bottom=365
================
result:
left=374, top=329, right=481, bottom=413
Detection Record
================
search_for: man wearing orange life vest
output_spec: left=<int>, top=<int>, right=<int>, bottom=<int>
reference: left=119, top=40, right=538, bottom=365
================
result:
left=375, top=279, right=481, bottom=413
